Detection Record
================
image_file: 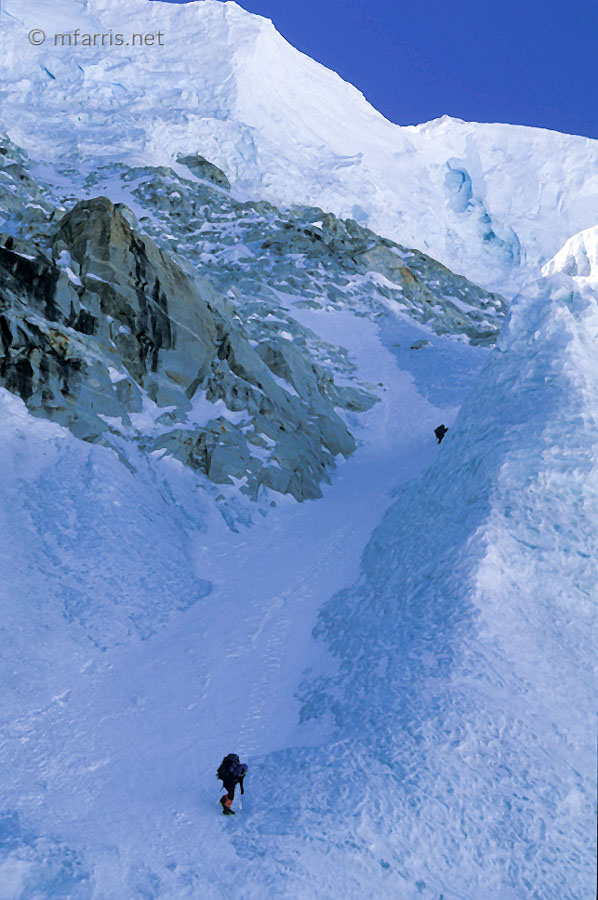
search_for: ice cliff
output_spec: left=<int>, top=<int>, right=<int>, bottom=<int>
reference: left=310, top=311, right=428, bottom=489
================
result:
left=1, top=0, right=597, bottom=294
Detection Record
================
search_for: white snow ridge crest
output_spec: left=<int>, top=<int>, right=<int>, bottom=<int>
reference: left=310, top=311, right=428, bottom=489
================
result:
left=2, top=0, right=598, bottom=293
left=273, top=257, right=598, bottom=898
left=0, top=0, right=597, bottom=898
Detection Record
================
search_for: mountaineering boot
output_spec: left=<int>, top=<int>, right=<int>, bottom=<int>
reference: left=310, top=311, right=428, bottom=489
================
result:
left=220, top=795, right=235, bottom=815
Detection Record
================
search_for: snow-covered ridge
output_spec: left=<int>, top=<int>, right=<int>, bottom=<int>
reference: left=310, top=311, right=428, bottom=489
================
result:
left=254, top=233, right=598, bottom=897
left=1, top=0, right=597, bottom=295
left=0, top=187, right=595, bottom=896
left=1, top=3, right=596, bottom=896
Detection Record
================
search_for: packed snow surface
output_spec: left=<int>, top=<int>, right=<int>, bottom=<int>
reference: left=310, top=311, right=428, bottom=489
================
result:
left=0, top=1, right=596, bottom=897
left=0, top=306, right=452, bottom=897
left=2, top=0, right=598, bottom=294
left=1, top=254, right=596, bottom=896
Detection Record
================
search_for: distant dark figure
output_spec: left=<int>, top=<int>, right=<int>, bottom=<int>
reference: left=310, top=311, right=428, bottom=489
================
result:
left=434, top=424, right=448, bottom=444
left=4, top=236, right=14, bottom=250
left=217, top=753, right=248, bottom=816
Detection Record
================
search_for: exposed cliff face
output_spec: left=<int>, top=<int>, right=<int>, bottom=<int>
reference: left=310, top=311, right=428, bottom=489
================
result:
left=0, top=132, right=508, bottom=513
left=100, top=161, right=507, bottom=347
left=0, top=193, right=371, bottom=504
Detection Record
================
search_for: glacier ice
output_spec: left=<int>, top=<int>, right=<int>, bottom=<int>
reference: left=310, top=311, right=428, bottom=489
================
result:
left=1, top=0, right=597, bottom=295
left=247, top=240, right=598, bottom=898
left=0, top=1, right=596, bottom=897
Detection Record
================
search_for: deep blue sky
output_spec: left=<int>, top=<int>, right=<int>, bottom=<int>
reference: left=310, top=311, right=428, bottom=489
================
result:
left=157, top=0, right=597, bottom=139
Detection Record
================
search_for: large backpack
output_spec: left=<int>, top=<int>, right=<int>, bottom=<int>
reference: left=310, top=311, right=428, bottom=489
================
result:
left=217, top=753, right=240, bottom=781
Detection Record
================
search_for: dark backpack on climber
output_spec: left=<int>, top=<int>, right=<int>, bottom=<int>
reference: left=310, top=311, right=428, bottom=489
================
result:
left=217, top=753, right=241, bottom=781
left=216, top=753, right=248, bottom=816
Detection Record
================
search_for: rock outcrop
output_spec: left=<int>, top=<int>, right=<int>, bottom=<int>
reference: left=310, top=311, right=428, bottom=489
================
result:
left=0, top=132, right=510, bottom=514
left=0, top=195, right=373, bottom=502
left=177, top=153, right=232, bottom=190
left=112, top=162, right=507, bottom=347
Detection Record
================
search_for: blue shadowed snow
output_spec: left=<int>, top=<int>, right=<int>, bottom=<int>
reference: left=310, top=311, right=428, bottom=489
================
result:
left=444, top=159, right=522, bottom=268
left=0, top=274, right=595, bottom=896
left=378, top=310, right=490, bottom=408
left=0, top=306, right=459, bottom=896
left=249, top=277, right=597, bottom=897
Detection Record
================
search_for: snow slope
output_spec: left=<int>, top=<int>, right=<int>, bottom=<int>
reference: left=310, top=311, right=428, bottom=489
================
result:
left=1, top=0, right=597, bottom=293
left=1, top=2, right=596, bottom=896
left=0, top=305, right=472, bottom=897
left=1, top=230, right=595, bottom=896
left=240, top=230, right=598, bottom=897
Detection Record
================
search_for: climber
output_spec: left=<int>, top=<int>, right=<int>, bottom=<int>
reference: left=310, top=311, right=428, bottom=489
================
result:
left=217, top=753, right=248, bottom=816
left=434, top=424, right=448, bottom=444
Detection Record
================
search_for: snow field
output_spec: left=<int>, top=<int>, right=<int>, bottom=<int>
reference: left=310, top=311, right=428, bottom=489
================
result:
left=2, top=265, right=594, bottom=896
left=0, top=306, right=464, bottom=897
left=0, top=0, right=596, bottom=894
left=2, top=0, right=598, bottom=295
left=246, top=268, right=598, bottom=897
